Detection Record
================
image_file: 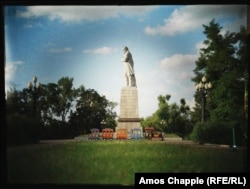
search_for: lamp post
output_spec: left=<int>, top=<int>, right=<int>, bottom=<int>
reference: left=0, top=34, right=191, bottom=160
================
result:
left=160, top=119, right=165, bottom=131
left=195, top=75, right=212, bottom=122
left=28, top=76, right=40, bottom=117
left=101, top=119, right=106, bottom=129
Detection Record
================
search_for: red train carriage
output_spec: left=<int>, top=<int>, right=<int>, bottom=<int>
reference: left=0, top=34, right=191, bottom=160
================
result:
left=152, top=131, right=164, bottom=141
left=116, top=128, right=128, bottom=140
left=102, top=128, right=114, bottom=140
left=144, top=127, right=164, bottom=141
left=88, top=128, right=100, bottom=140
left=144, top=127, right=154, bottom=139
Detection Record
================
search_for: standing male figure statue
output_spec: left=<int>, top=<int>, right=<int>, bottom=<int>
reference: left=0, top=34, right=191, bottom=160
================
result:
left=121, top=46, right=137, bottom=87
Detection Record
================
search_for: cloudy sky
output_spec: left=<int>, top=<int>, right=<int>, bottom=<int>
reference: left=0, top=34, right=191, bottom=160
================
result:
left=4, top=5, right=247, bottom=118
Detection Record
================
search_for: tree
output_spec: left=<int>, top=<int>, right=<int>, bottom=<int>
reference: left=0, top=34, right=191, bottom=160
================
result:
left=156, top=95, right=171, bottom=128
left=56, top=77, right=75, bottom=123
left=191, top=20, right=247, bottom=145
left=235, top=26, right=249, bottom=143
left=6, top=87, right=23, bottom=115
left=68, top=86, right=117, bottom=135
left=142, top=94, right=192, bottom=138
left=6, top=87, right=42, bottom=145
left=5, top=76, right=118, bottom=139
left=39, top=83, right=60, bottom=126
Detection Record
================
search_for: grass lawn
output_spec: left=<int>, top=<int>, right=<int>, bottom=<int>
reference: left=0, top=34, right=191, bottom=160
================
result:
left=7, top=140, right=244, bottom=186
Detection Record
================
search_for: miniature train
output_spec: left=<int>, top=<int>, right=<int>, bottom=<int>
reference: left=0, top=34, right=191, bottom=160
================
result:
left=88, top=127, right=164, bottom=141
left=144, top=127, right=164, bottom=141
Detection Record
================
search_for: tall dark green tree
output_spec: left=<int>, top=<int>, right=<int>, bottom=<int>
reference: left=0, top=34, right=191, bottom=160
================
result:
left=39, top=83, right=60, bottom=126
left=6, top=87, right=25, bottom=115
left=68, top=86, right=117, bottom=135
left=57, top=77, right=75, bottom=123
left=235, top=26, right=249, bottom=142
left=6, top=87, right=42, bottom=145
left=191, top=19, right=247, bottom=145
left=6, top=76, right=119, bottom=139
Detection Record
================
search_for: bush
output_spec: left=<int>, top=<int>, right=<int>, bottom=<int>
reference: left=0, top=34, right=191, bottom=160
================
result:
left=39, top=120, right=75, bottom=140
left=7, top=114, right=40, bottom=146
left=190, top=121, right=233, bottom=145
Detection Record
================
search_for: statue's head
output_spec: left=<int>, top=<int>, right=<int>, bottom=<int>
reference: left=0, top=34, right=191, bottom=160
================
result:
left=123, top=46, right=128, bottom=52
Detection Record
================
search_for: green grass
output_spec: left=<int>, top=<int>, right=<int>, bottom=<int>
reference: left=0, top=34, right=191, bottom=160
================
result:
left=7, top=140, right=244, bottom=185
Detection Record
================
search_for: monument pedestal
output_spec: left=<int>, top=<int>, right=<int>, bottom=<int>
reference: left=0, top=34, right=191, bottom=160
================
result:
left=116, top=87, right=142, bottom=136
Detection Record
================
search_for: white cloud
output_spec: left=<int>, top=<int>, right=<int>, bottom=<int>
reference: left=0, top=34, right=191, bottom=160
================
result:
left=143, top=39, right=215, bottom=115
left=128, top=46, right=202, bottom=117
left=187, top=97, right=196, bottom=111
left=23, top=22, right=43, bottom=28
left=221, top=17, right=246, bottom=34
left=195, top=41, right=207, bottom=54
left=5, top=61, right=23, bottom=91
left=145, top=5, right=246, bottom=36
left=160, top=54, right=197, bottom=71
left=135, top=54, right=197, bottom=117
left=137, top=53, right=198, bottom=116
left=136, top=69, right=164, bottom=117
left=83, top=46, right=117, bottom=55
left=18, top=6, right=159, bottom=23
left=49, top=47, right=72, bottom=53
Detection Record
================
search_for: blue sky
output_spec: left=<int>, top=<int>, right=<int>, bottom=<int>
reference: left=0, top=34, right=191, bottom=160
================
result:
left=4, top=5, right=247, bottom=118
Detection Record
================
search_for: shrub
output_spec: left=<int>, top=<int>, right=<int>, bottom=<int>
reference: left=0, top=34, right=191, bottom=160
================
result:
left=7, top=114, right=40, bottom=146
left=190, top=121, right=233, bottom=145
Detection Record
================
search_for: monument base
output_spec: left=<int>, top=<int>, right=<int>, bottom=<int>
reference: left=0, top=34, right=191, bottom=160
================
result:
left=116, top=121, right=142, bottom=139
left=116, top=86, right=142, bottom=138
left=116, top=120, right=142, bottom=133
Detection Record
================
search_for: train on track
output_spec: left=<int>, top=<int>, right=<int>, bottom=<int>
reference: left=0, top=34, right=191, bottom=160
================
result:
left=88, top=127, right=164, bottom=141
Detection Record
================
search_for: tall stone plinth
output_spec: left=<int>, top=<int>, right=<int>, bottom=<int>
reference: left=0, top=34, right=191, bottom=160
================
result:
left=116, top=87, right=142, bottom=136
